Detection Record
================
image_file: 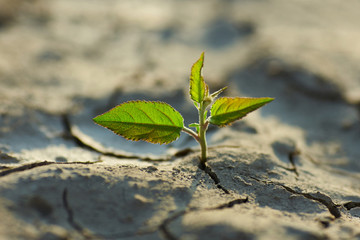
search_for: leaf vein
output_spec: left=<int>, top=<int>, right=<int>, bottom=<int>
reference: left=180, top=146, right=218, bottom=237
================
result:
left=133, top=106, right=155, bottom=123
left=152, top=106, right=177, bottom=126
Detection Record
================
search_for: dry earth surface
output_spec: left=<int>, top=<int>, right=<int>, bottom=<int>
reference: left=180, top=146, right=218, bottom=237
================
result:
left=0, top=1, right=360, bottom=240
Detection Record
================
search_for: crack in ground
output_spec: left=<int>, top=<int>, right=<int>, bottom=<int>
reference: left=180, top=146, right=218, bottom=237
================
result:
left=0, top=161, right=54, bottom=177
left=62, top=188, right=97, bottom=239
left=159, top=210, right=187, bottom=240
left=280, top=185, right=341, bottom=218
left=0, top=161, right=100, bottom=178
left=275, top=148, right=300, bottom=177
left=212, top=198, right=249, bottom=209
left=249, top=177, right=341, bottom=219
left=199, top=162, right=230, bottom=194
left=287, top=150, right=300, bottom=176
left=343, top=201, right=360, bottom=210
left=2, top=165, right=159, bottom=239
left=62, top=188, right=84, bottom=233
left=158, top=159, right=237, bottom=239
left=159, top=197, right=248, bottom=240
left=95, top=229, right=157, bottom=240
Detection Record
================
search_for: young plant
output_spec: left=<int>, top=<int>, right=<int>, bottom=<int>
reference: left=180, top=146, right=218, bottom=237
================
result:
left=93, top=52, right=274, bottom=164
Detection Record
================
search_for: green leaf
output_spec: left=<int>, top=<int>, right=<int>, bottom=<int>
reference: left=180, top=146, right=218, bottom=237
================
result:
left=190, top=52, right=207, bottom=103
left=210, top=97, right=274, bottom=126
left=193, top=101, right=199, bottom=109
left=93, top=101, right=184, bottom=144
left=210, top=86, right=227, bottom=99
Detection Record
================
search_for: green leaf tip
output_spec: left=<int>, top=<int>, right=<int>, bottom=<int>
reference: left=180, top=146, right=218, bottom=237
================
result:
left=190, top=52, right=208, bottom=104
left=93, top=100, right=184, bottom=144
left=210, top=86, right=227, bottom=99
left=210, top=97, right=274, bottom=126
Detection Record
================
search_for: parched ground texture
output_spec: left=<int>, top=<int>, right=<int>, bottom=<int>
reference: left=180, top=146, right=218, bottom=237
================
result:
left=0, top=1, right=360, bottom=239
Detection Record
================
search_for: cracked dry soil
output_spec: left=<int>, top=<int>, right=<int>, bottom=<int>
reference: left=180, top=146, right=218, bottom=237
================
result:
left=1, top=0, right=360, bottom=239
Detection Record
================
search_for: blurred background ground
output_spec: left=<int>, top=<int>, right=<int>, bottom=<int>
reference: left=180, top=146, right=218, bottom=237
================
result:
left=0, top=1, right=359, bottom=239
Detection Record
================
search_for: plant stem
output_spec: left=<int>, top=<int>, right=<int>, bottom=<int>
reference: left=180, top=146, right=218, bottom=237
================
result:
left=182, top=101, right=209, bottom=164
left=199, top=102, right=208, bottom=164
left=182, top=127, right=200, bottom=142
